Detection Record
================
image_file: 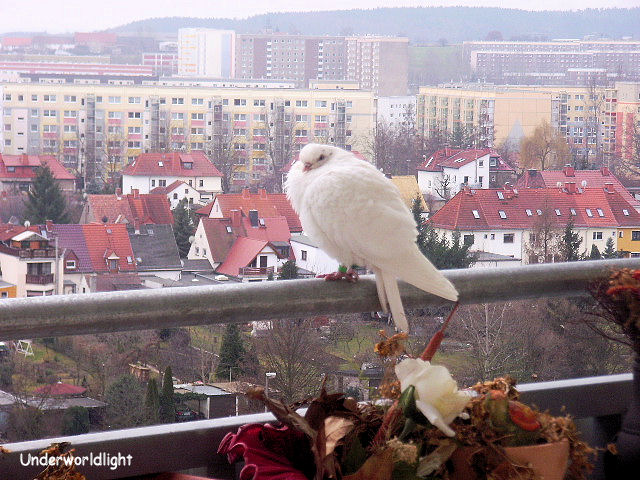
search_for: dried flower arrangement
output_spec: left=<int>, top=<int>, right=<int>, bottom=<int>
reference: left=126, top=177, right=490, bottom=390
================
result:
left=218, top=322, right=595, bottom=480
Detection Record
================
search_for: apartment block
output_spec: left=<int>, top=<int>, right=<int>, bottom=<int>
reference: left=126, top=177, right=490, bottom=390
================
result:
left=235, top=33, right=408, bottom=96
left=0, top=82, right=375, bottom=189
left=178, top=28, right=235, bottom=78
left=463, top=40, right=640, bottom=85
left=142, top=52, right=178, bottom=76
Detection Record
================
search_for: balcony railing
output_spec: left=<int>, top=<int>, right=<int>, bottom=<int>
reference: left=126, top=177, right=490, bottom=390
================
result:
left=19, top=249, right=56, bottom=259
left=239, top=266, right=274, bottom=277
left=25, top=273, right=54, bottom=285
left=0, top=258, right=639, bottom=479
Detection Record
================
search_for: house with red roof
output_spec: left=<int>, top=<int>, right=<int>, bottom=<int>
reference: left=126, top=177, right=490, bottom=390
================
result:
left=189, top=206, right=292, bottom=281
left=46, top=222, right=139, bottom=293
left=80, top=189, right=173, bottom=225
left=517, top=165, right=640, bottom=212
left=0, top=154, right=76, bottom=193
left=429, top=183, right=640, bottom=264
left=0, top=226, right=64, bottom=297
left=150, top=180, right=204, bottom=209
left=417, top=148, right=515, bottom=201
left=196, top=188, right=302, bottom=233
left=122, top=152, right=223, bottom=202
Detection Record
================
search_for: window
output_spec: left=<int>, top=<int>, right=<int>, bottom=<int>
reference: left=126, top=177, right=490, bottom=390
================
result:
left=633, top=231, right=640, bottom=241
left=593, top=232, right=603, bottom=240
left=171, top=112, right=184, bottom=120
left=301, top=250, right=308, bottom=261
left=192, top=98, right=204, bottom=105
left=253, top=99, right=265, bottom=106
left=128, top=126, right=141, bottom=134
left=43, top=109, right=57, bottom=117
left=295, top=129, right=308, bottom=137
left=43, top=94, right=56, bottom=102
left=471, top=210, right=480, bottom=219
left=234, top=98, right=246, bottom=106
left=172, top=97, right=184, bottom=105
left=64, top=95, right=77, bottom=102
left=570, top=208, right=577, bottom=216
left=555, top=209, right=561, bottom=216
left=127, top=141, right=141, bottom=148
left=525, top=209, right=532, bottom=216
left=253, top=114, right=266, bottom=122
left=128, top=96, right=141, bottom=104
left=296, top=100, right=308, bottom=107
left=597, top=208, right=605, bottom=217
left=191, top=113, right=204, bottom=120
left=30, top=124, right=38, bottom=132
left=158, top=179, right=166, bottom=187
left=191, top=127, right=204, bottom=135
left=233, top=113, right=247, bottom=121
left=315, top=115, right=328, bottom=122
left=498, top=210, right=507, bottom=219
left=463, top=234, right=474, bottom=246
left=315, top=100, right=327, bottom=108
left=503, top=233, right=514, bottom=243
left=108, top=96, right=121, bottom=104
left=128, top=111, right=142, bottom=119
left=31, top=109, right=38, bottom=116
left=63, top=110, right=77, bottom=118
left=586, top=209, right=593, bottom=217
left=31, top=94, right=37, bottom=101
left=623, top=209, right=630, bottom=216
left=620, top=232, right=624, bottom=238
left=63, top=125, right=77, bottom=132
left=199, top=179, right=204, bottom=187
left=66, top=260, right=76, bottom=269
left=108, top=111, right=122, bottom=119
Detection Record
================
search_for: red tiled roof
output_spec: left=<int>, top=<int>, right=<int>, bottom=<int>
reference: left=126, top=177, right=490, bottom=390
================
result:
left=150, top=180, right=186, bottom=195
left=216, top=237, right=269, bottom=277
left=123, top=152, right=222, bottom=178
left=241, top=216, right=291, bottom=242
left=418, top=148, right=500, bottom=172
left=82, top=223, right=137, bottom=273
left=34, top=382, right=86, bottom=396
left=92, top=273, right=143, bottom=292
left=0, top=154, right=75, bottom=180
left=201, top=218, right=236, bottom=264
left=212, top=189, right=302, bottom=232
left=517, top=167, right=640, bottom=209
left=86, top=193, right=173, bottom=225
left=429, top=186, right=640, bottom=231
left=0, top=224, right=27, bottom=242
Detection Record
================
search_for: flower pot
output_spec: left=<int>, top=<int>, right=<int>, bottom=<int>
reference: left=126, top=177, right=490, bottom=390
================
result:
left=450, top=439, right=569, bottom=480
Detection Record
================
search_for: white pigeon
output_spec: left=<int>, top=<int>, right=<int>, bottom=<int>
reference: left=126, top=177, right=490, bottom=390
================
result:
left=285, top=143, right=458, bottom=332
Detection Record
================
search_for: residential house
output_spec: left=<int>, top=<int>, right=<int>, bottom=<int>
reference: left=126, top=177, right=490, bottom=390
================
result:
left=122, top=152, right=223, bottom=202
left=429, top=184, right=640, bottom=264
left=150, top=180, right=204, bottom=209
left=190, top=208, right=292, bottom=281
left=174, top=383, right=236, bottom=419
left=196, top=188, right=302, bottom=233
left=127, top=224, right=182, bottom=282
left=517, top=165, right=640, bottom=212
left=390, top=175, right=427, bottom=212
left=0, top=154, right=75, bottom=193
left=0, top=280, right=16, bottom=298
left=46, top=222, right=138, bottom=294
left=0, top=226, right=63, bottom=297
left=80, top=189, right=173, bottom=225
left=417, top=148, right=515, bottom=201
left=290, top=234, right=339, bottom=276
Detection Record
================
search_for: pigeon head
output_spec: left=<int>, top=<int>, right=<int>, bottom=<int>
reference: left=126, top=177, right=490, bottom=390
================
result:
left=299, top=143, right=335, bottom=172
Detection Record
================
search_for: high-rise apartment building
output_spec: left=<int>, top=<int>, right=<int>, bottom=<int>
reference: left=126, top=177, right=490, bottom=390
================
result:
left=235, top=33, right=408, bottom=96
left=0, top=83, right=375, bottom=190
left=463, top=40, right=640, bottom=85
left=178, top=28, right=236, bottom=78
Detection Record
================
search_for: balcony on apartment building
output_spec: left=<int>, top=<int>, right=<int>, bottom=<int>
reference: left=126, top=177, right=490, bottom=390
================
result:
left=25, top=273, right=54, bottom=285
left=0, top=258, right=638, bottom=479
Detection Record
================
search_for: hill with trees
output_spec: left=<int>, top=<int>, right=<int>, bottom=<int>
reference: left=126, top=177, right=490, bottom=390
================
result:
left=112, top=7, right=640, bottom=44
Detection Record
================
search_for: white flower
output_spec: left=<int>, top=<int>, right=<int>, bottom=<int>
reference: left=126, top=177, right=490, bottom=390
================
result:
left=395, top=358, right=471, bottom=437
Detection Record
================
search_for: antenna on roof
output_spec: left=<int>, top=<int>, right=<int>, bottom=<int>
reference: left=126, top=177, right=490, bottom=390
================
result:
left=581, top=180, right=587, bottom=188
left=23, top=221, right=30, bottom=227
left=556, top=182, right=563, bottom=188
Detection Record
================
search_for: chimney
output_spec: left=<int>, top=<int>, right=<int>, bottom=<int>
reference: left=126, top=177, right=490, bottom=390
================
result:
left=565, top=182, right=577, bottom=194
left=132, top=188, right=139, bottom=199
left=563, top=164, right=575, bottom=177
left=242, top=188, right=251, bottom=199
left=601, top=166, right=610, bottom=176
left=230, top=209, right=241, bottom=229
left=604, top=182, right=615, bottom=194
left=133, top=219, right=140, bottom=234
left=45, top=220, right=53, bottom=231
left=462, top=185, right=472, bottom=195
left=259, top=188, right=268, bottom=199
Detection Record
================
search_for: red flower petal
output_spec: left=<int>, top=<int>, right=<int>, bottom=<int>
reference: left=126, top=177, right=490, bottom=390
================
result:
left=218, top=423, right=311, bottom=480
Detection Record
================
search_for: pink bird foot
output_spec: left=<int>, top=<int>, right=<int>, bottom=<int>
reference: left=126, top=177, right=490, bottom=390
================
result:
left=317, top=266, right=359, bottom=283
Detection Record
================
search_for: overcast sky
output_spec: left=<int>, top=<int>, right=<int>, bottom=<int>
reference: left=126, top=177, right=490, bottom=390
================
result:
left=1, top=0, right=638, bottom=34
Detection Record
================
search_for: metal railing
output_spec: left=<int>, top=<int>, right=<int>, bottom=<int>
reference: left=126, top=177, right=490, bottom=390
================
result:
left=0, top=258, right=638, bottom=479
left=25, top=273, right=54, bottom=285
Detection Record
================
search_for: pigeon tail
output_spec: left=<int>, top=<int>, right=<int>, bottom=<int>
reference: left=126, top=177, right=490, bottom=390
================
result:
left=392, top=249, right=459, bottom=302
left=378, top=269, right=409, bottom=333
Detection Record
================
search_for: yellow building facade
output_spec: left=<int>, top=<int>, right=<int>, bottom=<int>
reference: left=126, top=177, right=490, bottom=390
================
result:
left=0, top=82, right=375, bottom=187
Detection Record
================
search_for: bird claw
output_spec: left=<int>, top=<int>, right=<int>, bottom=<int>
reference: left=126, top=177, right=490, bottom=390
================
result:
left=317, top=269, right=359, bottom=283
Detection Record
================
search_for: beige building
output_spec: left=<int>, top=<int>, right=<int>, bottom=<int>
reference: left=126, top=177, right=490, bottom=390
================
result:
left=0, top=82, right=375, bottom=189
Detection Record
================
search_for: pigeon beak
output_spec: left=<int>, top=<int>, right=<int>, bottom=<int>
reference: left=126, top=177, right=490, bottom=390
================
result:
left=303, top=163, right=311, bottom=172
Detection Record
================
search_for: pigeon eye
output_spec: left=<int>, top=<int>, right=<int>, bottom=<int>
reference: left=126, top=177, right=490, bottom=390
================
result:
left=319, top=154, right=325, bottom=161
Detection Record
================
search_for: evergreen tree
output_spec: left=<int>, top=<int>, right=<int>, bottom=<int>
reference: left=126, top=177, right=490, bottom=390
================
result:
left=173, top=198, right=194, bottom=257
left=104, top=375, right=145, bottom=428
left=279, top=260, right=298, bottom=279
left=159, top=366, right=176, bottom=423
left=144, top=378, right=160, bottom=424
left=411, top=194, right=427, bottom=247
left=61, top=406, right=90, bottom=435
left=24, top=165, right=70, bottom=224
left=603, top=237, right=621, bottom=259
left=559, top=218, right=583, bottom=261
left=216, top=324, right=245, bottom=380
left=589, top=244, right=602, bottom=260
left=420, top=223, right=476, bottom=269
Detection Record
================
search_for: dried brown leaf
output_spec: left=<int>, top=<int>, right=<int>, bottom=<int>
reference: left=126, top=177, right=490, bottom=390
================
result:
left=343, top=447, right=394, bottom=480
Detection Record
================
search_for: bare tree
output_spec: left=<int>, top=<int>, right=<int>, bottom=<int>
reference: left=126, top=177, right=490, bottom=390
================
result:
left=263, top=105, right=296, bottom=193
left=520, top=119, right=570, bottom=170
left=524, top=194, right=562, bottom=264
left=434, top=174, right=453, bottom=201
